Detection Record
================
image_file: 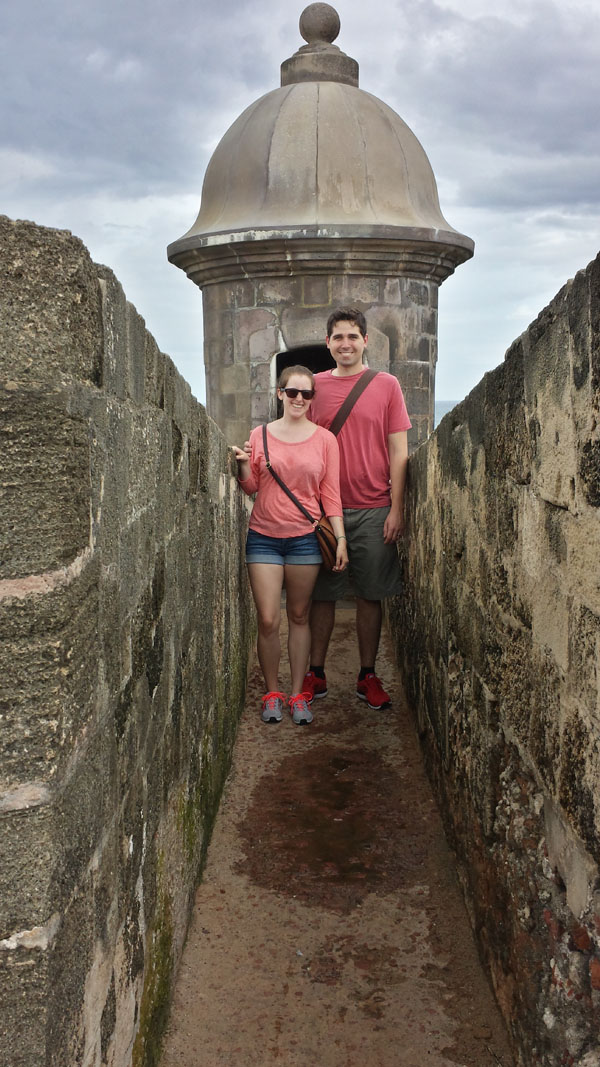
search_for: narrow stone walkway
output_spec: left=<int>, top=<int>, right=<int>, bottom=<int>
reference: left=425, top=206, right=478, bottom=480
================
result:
left=161, top=606, right=515, bottom=1067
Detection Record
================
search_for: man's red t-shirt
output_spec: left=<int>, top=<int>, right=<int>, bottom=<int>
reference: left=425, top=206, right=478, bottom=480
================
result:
left=310, top=369, right=411, bottom=509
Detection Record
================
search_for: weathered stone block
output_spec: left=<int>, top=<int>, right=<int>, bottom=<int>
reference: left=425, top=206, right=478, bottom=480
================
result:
left=568, top=605, right=600, bottom=720
left=408, top=386, right=431, bottom=417
left=144, top=332, right=164, bottom=408
left=250, top=362, right=271, bottom=392
left=408, top=417, right=429, bottom=450
left=220, top=362, right=251, bottom=395
left=280, top=307, right=329, bottom=348
left=46, top=881, right=96, bottom=1066
left=248, top=324, right=279, bottom=366
left=579, top=436, right=600, bottom=507
left=0, top=940, right=50, bottom=1066
left=382, top=278, right=401, bottom=304
left=126, top=301, right=147, bottom=404
left=330, top=274, right=380, bottom=303
left=0, top=562, right=99, bottom=788
left=162, top=357, right=193, bottom=432
left=0, top=802, right=54, bottom=937
left=397, top=360, right=431, bottom=392
left=98, top=266, right=128, bottom=400
left=544, top=797, right=598, bottom=919
left=52, top=719, right=118, bottom=916
left=302, top=275, right=330, bottom=306
left=255, top=277, right=300, bottom=306
left=0, top=386, right=90, bottom=581
left=0, top=215, right=102, bottom=387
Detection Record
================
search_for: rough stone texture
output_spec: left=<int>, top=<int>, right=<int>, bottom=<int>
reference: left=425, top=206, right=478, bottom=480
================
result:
left=201, top=272, right=438, bottom=451
left=0, top=217, right=254, bottom=1066
left=390, top=252, right=600, bottom=1066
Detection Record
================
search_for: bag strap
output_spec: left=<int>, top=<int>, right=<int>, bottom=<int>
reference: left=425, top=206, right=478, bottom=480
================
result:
left=262, top=424, right=318, bottom=528
left=328, top=368, right=379, bottom=436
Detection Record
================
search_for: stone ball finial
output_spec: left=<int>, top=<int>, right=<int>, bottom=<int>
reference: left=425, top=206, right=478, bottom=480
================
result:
left=299, top=3, right=340, bottom=46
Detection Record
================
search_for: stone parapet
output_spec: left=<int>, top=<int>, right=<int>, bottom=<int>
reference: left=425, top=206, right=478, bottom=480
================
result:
left=390, top=252, right=600, bottom=1065
left=0, top=216, right=254, bottom=1066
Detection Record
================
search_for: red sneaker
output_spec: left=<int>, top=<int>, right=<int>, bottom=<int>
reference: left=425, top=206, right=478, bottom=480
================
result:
left=356, top=673, right=391, bottom=710
left=302, top=670, right=328, bottom=705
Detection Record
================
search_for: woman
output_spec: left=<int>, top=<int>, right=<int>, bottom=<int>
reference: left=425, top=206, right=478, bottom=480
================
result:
left=233, top=366, right=348, bottom=725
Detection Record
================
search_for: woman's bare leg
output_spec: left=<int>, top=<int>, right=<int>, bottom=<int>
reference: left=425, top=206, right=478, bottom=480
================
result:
left=247, top=563, right=285, bottom=692
left=284, top=563, right=321, bottom=694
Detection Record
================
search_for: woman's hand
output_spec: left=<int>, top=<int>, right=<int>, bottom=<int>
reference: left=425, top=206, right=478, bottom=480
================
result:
left=328, top=517, right=348, bottom=572
left=232, top=446, right=251, bottom=476
left=334, top=536, right=349, bottom=572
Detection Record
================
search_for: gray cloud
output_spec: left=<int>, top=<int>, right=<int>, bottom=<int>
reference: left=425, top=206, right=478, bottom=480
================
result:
left=1, top=0, right=599, bottom=404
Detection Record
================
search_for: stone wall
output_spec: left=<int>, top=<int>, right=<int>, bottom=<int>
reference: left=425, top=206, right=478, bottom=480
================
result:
left=391, top=253, right=600, bottom=1065
left=0, top=216, right=254, bottom=1066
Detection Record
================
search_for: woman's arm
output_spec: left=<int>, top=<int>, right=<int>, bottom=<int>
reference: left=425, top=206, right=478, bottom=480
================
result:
left=327, top=514, right=348, bottom=572
left=318, top=432, right=343, bottom=518
left=232, top=445, right=258, bottom=494
left=318, top=432, right=347, bottom=570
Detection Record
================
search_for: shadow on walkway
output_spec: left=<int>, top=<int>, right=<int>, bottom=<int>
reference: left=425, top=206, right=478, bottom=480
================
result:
left=161, top=605, right=514, bottom=1067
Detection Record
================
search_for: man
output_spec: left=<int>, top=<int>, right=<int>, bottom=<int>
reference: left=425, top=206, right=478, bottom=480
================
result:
left=304, top=307, right=411, bottom=710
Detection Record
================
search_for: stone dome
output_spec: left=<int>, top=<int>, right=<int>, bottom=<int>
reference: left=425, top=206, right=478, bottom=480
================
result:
left=185, top=83, right=456, bottom=237
left=169, top=3, right=472, bottom=258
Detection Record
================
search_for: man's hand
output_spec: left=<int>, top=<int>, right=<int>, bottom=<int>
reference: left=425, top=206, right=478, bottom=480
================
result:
left=243, top=440, right=251, bottom=458
left=383, top=505, right=404, bottom=543
left=386, top=431, right=408, bottom=542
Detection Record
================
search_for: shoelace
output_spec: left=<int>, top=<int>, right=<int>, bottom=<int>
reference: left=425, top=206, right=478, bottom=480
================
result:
left=262, top=690, right=285, bottom=708
left=288, top=692, right=312, bottom=707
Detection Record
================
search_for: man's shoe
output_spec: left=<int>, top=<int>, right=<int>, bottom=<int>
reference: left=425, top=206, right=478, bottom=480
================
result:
left=302, top=670, right=328, bottom=704
left=288, top=693, right=314, bottom=725
left=261, top=691, right=286, bottom=723
left=356, top=673, right=391, bottom=710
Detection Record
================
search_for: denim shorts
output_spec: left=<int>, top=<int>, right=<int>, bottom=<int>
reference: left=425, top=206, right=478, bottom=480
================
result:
left=245, top=528, right=323, bottom=566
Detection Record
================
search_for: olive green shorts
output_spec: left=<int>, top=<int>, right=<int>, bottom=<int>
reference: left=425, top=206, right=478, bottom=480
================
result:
left=312, top=506, right=403, bottom=601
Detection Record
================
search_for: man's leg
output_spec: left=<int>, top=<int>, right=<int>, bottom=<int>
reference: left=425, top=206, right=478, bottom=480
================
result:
left=302, top=599, right=335, bottom=702
left=355, top=596, right=391, bottom=709
left=308, top=599, right=336, bottom=665
left=355, top=597, right=382, bottom=669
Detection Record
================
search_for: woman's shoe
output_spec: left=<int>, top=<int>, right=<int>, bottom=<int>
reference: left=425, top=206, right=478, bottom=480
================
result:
left=261, top=691, right=286, bottom=723
left=288, top=692, right=313, bottom=725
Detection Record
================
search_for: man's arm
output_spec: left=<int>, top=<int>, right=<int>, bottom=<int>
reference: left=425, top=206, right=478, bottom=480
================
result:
left=383, top=431, right=408, bottom=542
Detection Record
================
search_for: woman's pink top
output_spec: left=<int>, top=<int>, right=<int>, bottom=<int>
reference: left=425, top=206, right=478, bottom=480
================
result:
left=238, top=424, right=343, bottom=538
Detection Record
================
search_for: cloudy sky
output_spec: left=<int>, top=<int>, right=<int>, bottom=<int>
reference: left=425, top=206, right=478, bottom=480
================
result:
left=2, top=0, right=599, bottom=405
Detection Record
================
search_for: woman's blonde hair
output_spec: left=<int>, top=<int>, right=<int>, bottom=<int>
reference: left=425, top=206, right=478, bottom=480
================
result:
left=278, top=364, right=315, bottom=390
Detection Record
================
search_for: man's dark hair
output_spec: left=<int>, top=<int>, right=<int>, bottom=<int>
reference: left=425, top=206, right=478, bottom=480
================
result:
left=326, top=307, right=367, bottom=339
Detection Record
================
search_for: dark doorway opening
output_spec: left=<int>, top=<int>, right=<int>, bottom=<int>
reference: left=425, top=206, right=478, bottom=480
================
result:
left=273, top=346, right=334, bottom=418
left=276, top=345, right=334, bottom=380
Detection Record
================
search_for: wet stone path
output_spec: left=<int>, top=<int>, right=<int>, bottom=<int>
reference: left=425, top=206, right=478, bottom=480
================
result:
left=161, top=605, right=515, bottom=1067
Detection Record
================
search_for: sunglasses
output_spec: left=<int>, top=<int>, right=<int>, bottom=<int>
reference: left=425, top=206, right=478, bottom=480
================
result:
left=280, top=387, right=315, bottom=400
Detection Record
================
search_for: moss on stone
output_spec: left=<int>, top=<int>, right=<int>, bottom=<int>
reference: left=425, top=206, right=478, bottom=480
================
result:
left=131, top=858, right=174, bottom=1067
left=176, top=635, right=250, bottom=872
left=176, top=783, right=203, bottom=868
